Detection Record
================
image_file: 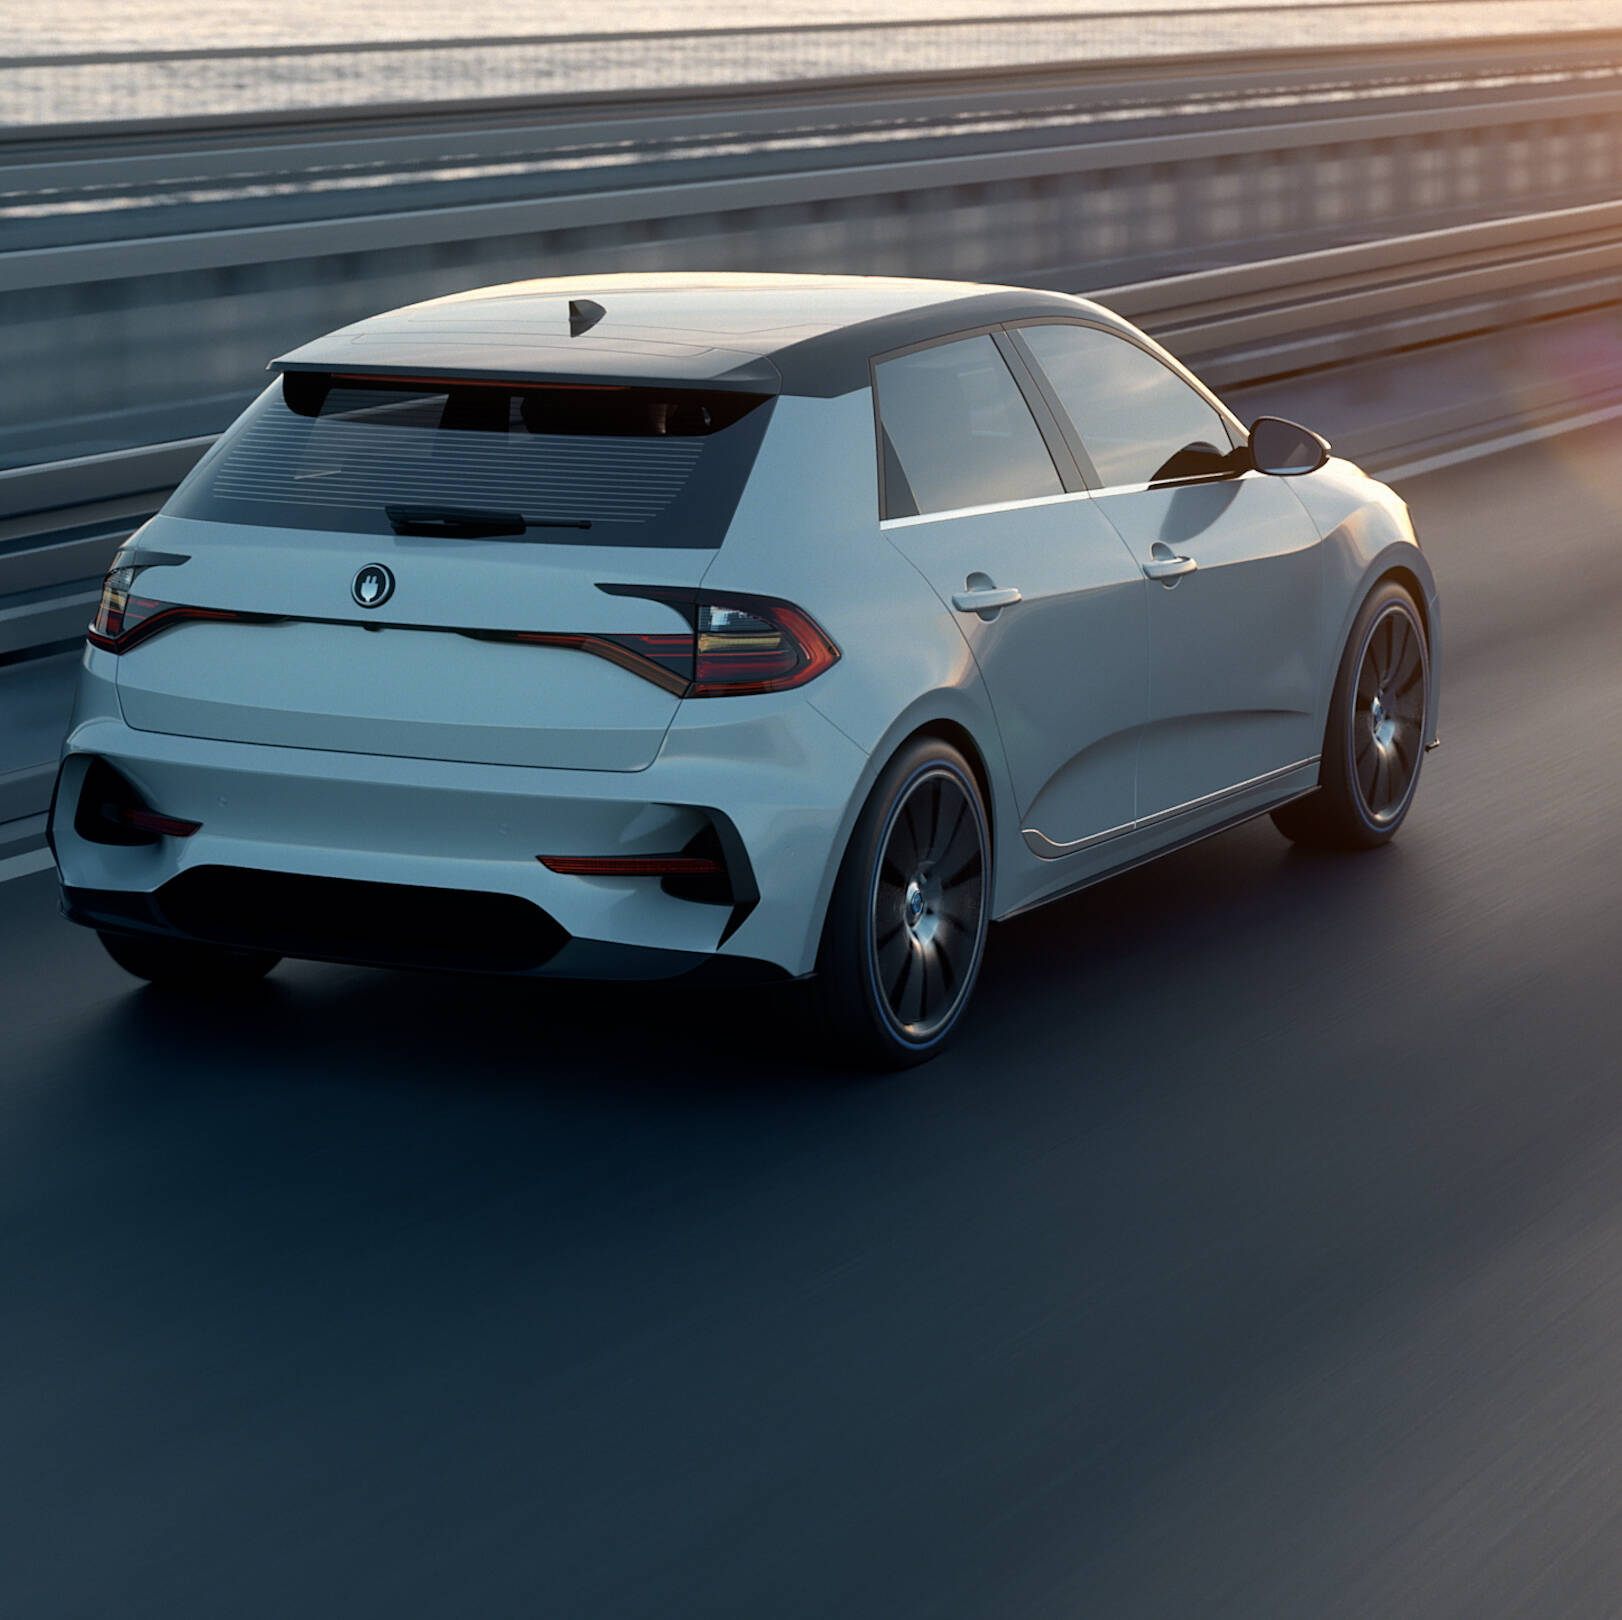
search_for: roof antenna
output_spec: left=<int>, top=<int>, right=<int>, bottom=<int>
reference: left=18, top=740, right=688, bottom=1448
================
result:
left=568, top=298, right=605, bottom=338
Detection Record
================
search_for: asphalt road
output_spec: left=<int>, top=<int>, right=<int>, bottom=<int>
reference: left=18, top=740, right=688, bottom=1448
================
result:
left=3, top=421, right=1621, bottom=1618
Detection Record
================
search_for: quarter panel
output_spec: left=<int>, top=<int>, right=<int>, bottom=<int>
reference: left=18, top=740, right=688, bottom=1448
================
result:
left=699, top=390, right=1034, bottom=930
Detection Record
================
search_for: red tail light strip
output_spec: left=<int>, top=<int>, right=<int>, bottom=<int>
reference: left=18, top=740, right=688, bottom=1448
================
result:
left=88, top=579, right=837, bottom=701
left=487, top=630, right=694, bottom=697
left=88, top=596, right=276, bottom=655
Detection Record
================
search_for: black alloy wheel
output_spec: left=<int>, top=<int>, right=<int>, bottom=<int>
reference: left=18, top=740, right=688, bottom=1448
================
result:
left=1273, top=580, right=1431, bottom=850
left=1350, top=600, right=1428, bottom=827
left=819, top=737, right=991, bottom=1069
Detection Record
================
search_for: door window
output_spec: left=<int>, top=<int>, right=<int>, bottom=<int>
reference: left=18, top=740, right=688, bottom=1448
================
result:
left=1019, top=323, right=1236, bottom=489
left=875, top=334, right=1063, bottom=519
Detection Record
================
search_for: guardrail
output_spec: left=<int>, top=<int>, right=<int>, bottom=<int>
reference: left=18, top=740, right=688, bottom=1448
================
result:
left=7, top=196, right=1622, bottom=667
left=8, top=59, right=1622, bottom=471
left=5, top=1, right=1620, bottom=127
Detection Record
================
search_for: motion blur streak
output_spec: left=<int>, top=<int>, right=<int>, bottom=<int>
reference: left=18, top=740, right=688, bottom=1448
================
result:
left=1, top=418, right=1619, bottom=1617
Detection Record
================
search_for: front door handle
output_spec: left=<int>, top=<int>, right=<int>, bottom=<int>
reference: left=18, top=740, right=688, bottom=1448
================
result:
left=1142, top=550, right=1197, bottom=583
left=951, top=585, right=1023, bottom=614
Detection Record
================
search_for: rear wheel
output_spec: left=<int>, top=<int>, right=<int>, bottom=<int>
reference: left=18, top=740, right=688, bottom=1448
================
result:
left=98, top=931, right=280, bottom=990
left=1272, top=580, right=1430, bottom=850
left=818, top=738, right=991, bottom=1070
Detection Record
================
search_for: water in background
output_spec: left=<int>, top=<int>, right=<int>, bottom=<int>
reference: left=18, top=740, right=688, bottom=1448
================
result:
left=3, top=1, right=1600, bottom=126
left=5, top=0, right=1291, bottom=57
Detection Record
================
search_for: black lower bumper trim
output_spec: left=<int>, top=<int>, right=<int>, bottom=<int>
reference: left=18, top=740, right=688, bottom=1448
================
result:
left=70, top=866, right=566, bottom=974
left=62, top=874, right=790, bottom=985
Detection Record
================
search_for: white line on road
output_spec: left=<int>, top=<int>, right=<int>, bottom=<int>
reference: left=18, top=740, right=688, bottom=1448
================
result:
left=1375, top=399, right=1622, bottom=484
left=0, top=847, right=55, bottom=884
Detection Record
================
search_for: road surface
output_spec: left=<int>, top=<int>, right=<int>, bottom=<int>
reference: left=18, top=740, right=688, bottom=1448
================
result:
left=2, top=421, right=1620, bottom=1618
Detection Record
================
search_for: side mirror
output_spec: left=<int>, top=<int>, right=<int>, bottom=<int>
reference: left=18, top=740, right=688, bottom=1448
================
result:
left=1249, top=416, right=1330, bottom=477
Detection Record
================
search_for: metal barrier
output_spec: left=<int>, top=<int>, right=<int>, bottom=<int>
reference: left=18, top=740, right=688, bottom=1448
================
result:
left=5, top=1, right=1621, bottom=127
left=7, top=67, right=1622, bottom=470
left=7, top=195, right=1622, bottom=667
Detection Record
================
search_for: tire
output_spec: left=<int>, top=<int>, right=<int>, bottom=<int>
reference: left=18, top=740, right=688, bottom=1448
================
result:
left=817, top=737, right=991, bottom=1070
left=98, top=930, right=280, bottom=990
left=1272, top=580, right=1431, bottom=850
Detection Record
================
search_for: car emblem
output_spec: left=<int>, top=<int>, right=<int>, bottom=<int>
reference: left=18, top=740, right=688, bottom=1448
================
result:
left=353, top=564, right=395, bottom=609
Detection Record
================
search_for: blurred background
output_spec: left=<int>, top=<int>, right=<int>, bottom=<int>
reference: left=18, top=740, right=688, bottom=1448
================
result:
left=5, top=6, right=1622, bottom=1616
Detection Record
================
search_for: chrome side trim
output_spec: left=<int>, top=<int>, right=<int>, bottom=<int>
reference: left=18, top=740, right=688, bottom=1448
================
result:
left=1019, top=815, right=1136, bottom=859
left=1083, top=468, right=1262, bottom=500
left=1021, top=754, right=1320, bottom=859
left=1003, top=786, right=1320, bottom=922
left=879, top=488, right=1096, bottom=529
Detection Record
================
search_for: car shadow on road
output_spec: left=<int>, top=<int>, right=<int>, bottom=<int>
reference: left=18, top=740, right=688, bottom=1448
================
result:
left=78, top=813, right=1420, bottom=1119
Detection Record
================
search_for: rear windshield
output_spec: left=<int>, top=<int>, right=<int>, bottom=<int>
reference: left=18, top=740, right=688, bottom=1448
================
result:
left=165, top=373, right=775, bottom=548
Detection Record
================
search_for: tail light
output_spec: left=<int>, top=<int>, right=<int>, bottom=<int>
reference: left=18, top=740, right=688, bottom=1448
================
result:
left=593, top=586, right=840, bottom=698
left=538, top=855, right=721, bottom=876
left=86, top=565, right=838, bottom=700
left=88, top=567, right=262, bottom=654
left=539, top=817, right=758, bottom=940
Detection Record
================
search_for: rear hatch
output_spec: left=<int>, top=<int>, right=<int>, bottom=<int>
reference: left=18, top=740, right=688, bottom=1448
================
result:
left=115, top=371, right=775, bottom=771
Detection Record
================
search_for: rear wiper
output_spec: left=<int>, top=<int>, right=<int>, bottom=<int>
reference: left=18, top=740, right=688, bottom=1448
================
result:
left=385, top=505, right=592, bottom=537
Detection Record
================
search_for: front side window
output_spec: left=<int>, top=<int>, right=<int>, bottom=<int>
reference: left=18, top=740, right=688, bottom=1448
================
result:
left=875, top=334, right=1062, bottom=520
left=1018, top=323, right=1236, bottom=489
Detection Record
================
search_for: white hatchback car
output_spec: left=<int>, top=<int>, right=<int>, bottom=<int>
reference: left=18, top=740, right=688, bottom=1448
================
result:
left=52, top=273, right=1440, bottom=1066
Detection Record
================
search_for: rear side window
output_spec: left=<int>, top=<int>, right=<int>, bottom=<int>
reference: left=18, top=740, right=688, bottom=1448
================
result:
left=165, top=374, right=774, bottom=548
left=875, top=335, right=1062, bottom=520
left=1017, top=323, right=1236, bottom=489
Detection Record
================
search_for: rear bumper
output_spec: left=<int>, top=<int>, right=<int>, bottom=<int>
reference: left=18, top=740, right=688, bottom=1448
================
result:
left=51, top=687, right=870, bottom=978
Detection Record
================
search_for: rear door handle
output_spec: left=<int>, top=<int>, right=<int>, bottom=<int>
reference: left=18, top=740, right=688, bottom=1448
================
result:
left=951, top=585, right=1023, bottom=613
left=1142, top=553, right=1197, bottom=582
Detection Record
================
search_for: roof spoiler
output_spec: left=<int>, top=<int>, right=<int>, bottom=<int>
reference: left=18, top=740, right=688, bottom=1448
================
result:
left=268, top=353, right=782, bottom=395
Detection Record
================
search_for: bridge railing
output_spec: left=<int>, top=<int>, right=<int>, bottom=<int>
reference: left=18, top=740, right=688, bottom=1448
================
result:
left=8, top=61, right=1622, bottom=472
left=5, top=0, right=1620, bottom=128
left=6, top=193, right=1621, bottom=665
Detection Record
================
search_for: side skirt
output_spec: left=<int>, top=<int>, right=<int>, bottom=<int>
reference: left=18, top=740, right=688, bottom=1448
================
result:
left=997, top=786, right=1319, bottom=924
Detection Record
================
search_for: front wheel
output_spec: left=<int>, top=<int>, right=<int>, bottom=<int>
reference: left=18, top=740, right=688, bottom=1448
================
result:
left=817, top=738, right=991, bottom=1070
left=98, top=931, right=281, bottom=990
left=1273, top=580, right=1431, bottom=850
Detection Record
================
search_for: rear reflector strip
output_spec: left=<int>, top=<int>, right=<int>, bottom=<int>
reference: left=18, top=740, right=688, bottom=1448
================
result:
left=538, top=855, right=722, bottom=876
left=116, top=808, right=202, bottom=838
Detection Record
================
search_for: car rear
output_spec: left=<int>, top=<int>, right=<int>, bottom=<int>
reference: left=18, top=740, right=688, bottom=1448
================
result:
left=52, top=365, right=869, bottom=981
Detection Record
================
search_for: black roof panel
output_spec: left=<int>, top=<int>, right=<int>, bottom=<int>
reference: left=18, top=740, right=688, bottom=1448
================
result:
left=272, top=272, right=1135, bottom=398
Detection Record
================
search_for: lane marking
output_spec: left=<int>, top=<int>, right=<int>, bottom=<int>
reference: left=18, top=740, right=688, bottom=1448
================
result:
left=0, top=847, right=55, bottom=884
left=1374, top=400, right=1622, bottom=484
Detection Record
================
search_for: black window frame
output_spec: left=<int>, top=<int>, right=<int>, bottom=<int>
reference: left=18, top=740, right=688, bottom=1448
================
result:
left=868, top=325, right=1087, bottom=522
left=1002, top=317, right=1249, bottom=492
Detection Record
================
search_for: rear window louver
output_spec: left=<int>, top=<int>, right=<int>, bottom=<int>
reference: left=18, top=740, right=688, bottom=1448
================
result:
left=165, top=373, right=775, bottom=548
left=213, top=415, right=707, bottom=526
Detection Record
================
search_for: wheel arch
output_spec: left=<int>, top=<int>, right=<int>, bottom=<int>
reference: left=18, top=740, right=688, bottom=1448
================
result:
left=903, top=718, right=997, bottom=845
left=1371, top=561, right=1431, bottom=643
left=800, top=700, right=1012, bottom=977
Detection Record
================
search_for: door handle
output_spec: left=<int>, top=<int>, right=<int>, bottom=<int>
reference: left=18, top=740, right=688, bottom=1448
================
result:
left=951, top=585, right=1023, bottom=614
left=1142, top=552, right=1197, bottom=583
